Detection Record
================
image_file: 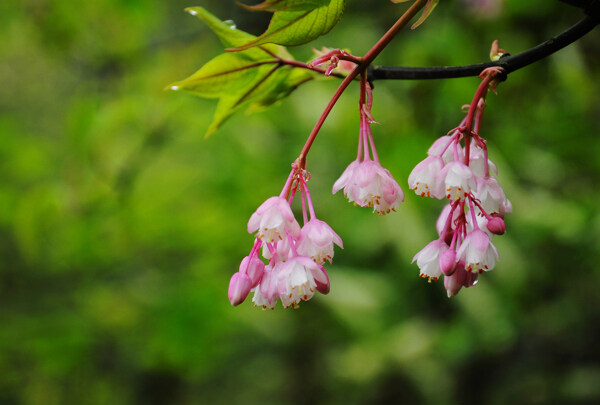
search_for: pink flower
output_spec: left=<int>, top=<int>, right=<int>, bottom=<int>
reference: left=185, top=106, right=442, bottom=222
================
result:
left=474, top=176, right=507, bottom=216
left=248, top=196, right=301, bottom=243
left=296, top=218, right=343, bottom=264
left=277, top=256, right=330, bottom=308
left=428, top=135, right=458, bottom=164
left=436, top=161, right=475, bottom=200
left=333, top=160, right=404, bottom=215
left=456, top=229, right=498, bottom=273
left=412, top=239, right=448, bottom=281
left=408, top=155, right=444, bottom=198
left=252, top=263, right=280, bottom=309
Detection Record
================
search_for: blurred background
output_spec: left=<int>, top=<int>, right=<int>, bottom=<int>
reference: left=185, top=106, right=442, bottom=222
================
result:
left=1, top=0, right=600, bottom=404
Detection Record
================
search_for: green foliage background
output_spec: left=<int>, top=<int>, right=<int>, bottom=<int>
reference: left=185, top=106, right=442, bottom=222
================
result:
left=1, top=0, right=600, bottom=404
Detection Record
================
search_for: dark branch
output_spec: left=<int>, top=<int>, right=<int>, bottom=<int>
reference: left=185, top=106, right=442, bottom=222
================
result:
left=368, top=3, right=599, bottom=81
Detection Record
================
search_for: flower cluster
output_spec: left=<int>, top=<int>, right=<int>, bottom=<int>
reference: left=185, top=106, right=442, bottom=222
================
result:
left=228, top=168, right=343, bottom=309
left=409, top=70, right=511, bottom=297
left=333, top=81, right=404, bottom=214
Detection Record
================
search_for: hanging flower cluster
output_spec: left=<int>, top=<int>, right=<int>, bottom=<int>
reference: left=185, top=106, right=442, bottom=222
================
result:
left=228, top=168, right=343, bottom=309
left=228, top=63, right=510, bottom=306
left=409, top=68, right=511, bottom=297
left=333, top=80, right=405, bottom=214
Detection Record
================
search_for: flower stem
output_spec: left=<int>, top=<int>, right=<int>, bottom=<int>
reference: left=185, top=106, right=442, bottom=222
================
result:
left=297, top=0, right=428, bottom=169
left=464, top=73, right=494, bottom=165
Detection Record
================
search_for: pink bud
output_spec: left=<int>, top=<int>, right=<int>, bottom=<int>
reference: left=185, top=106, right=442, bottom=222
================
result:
left=228, top=272, right=253, bottom=306
left=240, top=256, right=265, bottom=288
left=439, top=249, right=457, bottom=276
left=444, top=266, right=467, bottom=298
left=487, top=217, right=506, bottom=235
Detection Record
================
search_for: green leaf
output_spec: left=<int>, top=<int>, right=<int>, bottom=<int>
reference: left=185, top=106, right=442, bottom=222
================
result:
left=166, top=53, right=277, bottom=98
left=228, top=0, right=345, bottom=51
left=204, top=66, right=313, bottom=137
left=238, top=0, right=329, bottom=12
left=184, top=6, right=286, bottom=60
left=169, top=7, right=316, bottom=137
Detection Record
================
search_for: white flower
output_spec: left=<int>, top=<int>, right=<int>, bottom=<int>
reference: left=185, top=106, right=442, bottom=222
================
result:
left=248, top=196, right=301, bottom=243
left=412, top=239, right=449, bottom=281
left=296, top=219, right=343, bottom=264
left=408, top=155, right=444, bottom=198
left=456, top=229, right=499, bottom=273
left=436, top=161, right=476, bottom=200
left=276, top=256, right=330, bottom=308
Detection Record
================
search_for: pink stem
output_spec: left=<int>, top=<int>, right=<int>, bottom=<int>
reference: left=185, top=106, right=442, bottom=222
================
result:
left=467, top=196, right=480, bottom=230
left=300, top=184, right=308, bottom=225
left=280, top=168, right=296, bottom=199
left=302, top=178, right=317, bottom=220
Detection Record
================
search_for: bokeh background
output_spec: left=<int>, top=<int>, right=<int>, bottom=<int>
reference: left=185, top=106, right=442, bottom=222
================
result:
left=2, top=0, right=600, bottom=404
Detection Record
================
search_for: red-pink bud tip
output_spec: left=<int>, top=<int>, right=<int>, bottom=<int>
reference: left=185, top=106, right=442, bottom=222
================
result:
left=487, top=217, right=506, bottom=235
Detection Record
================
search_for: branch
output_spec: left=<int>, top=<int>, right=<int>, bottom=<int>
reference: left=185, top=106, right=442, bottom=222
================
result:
left=369, top=4, right=599, bottom=81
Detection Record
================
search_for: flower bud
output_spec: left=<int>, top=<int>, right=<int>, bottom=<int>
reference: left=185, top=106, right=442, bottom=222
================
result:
left=486, top=217, right=506, bottom=235
left=240, top=256, right=265, bottom=288
left=228, top=272, right=253, bottom=306
left=444, top=266, right=467, bottom=298
left=439, top=249, right=457, bottom=276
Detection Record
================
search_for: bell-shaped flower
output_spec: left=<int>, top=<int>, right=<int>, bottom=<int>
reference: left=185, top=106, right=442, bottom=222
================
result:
left=408, top=155, right=444, bottom=198
left=412, top=239, right=448, bottom=281
left=332, top=160, right=360, bottom=195
left=252, top=263, right=281, bottom=310
left=456, top=229, right=499, bottom=273
left=296, top=219, right=343, bottom=264
left=468, top=145, right=498, bottom=178
left=276, top=256, right=330, bottom=308
left=248, top=196, right=301, bottom=243
left=428, top=135, right=459, bottom=164
left=436, top=161, right=476, bottom=200
left=474, top=176, right=507, bottom=216
left=334, top=160, right=404, bottom=215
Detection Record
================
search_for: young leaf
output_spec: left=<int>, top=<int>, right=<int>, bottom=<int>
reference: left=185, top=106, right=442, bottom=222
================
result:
left=228, top=0, right=345, bottom=51
left=167, top=53, right=277, bottom=98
